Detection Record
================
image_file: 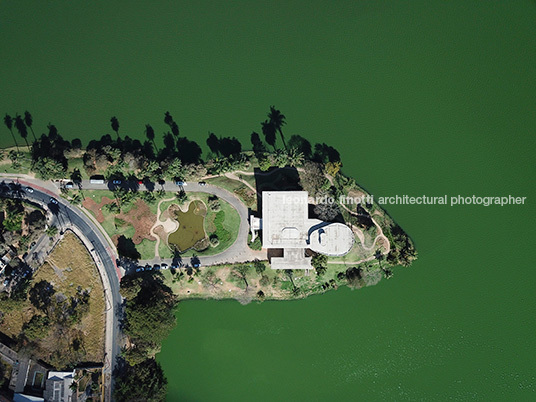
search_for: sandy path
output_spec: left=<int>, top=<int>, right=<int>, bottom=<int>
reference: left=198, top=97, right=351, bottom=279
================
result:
left=149, top=197, right=178, bottom=259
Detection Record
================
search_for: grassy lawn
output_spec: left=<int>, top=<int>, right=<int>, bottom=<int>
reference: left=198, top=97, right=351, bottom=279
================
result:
left=205, top=176, right=257, bottom=209
left=159, top=192, right=240, bottom=258
left=67, top=156, right=90, bottom=179
left=136, top=238, right=158, bottom=261
left=160, top=259, right=382, bottom=302
left=0, top=232, right=105, bottom=368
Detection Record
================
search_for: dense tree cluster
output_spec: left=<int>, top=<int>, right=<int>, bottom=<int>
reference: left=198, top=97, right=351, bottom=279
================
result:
left=385, top=224, right=418, bottom=267
left=117, top=272, right=177, bottom=400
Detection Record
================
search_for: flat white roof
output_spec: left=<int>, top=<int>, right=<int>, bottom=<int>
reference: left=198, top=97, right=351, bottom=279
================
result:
left=262, top=191, right=309, bottom=248
left=260, top=191, right=354, bottom=269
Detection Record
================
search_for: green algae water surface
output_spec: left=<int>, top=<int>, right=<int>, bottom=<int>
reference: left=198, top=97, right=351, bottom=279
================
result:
left=1, top=1, right=535, bottom=400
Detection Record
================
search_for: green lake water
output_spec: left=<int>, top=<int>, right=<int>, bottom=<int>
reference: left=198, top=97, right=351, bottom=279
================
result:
left=1, top=1, right=535, bottom=400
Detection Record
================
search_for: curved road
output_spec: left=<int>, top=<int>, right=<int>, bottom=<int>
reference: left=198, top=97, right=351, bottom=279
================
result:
left=0, top=177, right=120, bottom=401
left=0, top=176, right=261, bottom=400
left=79, top=179, right=264, bottom=266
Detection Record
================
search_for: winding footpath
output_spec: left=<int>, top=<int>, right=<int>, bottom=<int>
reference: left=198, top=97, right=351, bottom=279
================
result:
left=0, top=171, right=387, bottom=400
left=149, top=196, right=177, bottom=259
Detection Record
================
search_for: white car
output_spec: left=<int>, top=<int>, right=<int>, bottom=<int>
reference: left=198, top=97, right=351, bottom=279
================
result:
left=26, top=187, right=34, bottom=193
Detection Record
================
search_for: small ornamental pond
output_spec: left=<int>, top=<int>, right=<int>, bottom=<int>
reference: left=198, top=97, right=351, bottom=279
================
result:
left=167, top=200, right=207, bottom=252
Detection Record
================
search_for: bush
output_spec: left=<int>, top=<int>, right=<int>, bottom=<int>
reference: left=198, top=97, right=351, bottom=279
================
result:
left=248, top=232, right=262, bottom=250
left=208, top=195, right=220, bottom=212
left=311, top=254, right=328, bottom=276
left=23, top=315, right=50, bottom=340
left=209, top=234, right=219, bottom=247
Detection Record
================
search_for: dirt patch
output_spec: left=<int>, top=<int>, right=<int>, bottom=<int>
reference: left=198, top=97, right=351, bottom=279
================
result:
left=153, top=225, right=168, bottom=243
left=82, top=196, right=114, bottom=223
left=116, top=199, right=156, bottom=245
left=0, top=232, right=105, bottom=367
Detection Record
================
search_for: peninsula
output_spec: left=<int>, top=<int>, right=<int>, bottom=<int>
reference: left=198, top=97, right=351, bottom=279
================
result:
left=0, top=108, right=416, bottom=401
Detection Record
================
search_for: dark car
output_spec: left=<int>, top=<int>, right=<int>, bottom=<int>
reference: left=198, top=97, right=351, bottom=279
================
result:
left=50, top=198, right=58, bottom=204
left=112, top=180, right=122, bottom=185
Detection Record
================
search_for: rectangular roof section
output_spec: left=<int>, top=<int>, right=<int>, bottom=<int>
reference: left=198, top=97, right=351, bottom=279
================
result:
left=262, top=191, right=309, bottom=248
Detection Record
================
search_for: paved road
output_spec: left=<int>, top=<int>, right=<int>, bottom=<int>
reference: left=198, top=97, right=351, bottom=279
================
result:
left=0, top=177, right=120, bottom=401
left=79, top=179, right=265, bottom=266
left=0, top=176, right=261, bottom=399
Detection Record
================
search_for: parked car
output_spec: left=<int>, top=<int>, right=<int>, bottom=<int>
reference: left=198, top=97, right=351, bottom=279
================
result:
left=65, top=182, right=74, bottom=189
left=153, top=264, right=160, bottom=270
left=49, top=198, right=58, bottom=204
left=175, top=181, right=187, bottom=186
left=161, top=263, right=168, bottom=269
left=25, top=187, right=34, bottom=193
left=198, top=181, right=207, bottom=186
left=171, top=264, right=179, bottom=270
left=112, top=180, right=122, bottom=185
left=136, top=267, right=143, bottom=273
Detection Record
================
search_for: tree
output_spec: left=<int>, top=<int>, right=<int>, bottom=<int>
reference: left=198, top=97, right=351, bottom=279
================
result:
left=45, top=225, right=58, bottom=238
left=29, top=280, right=55, bottom=312
left=23, top=315, right=50, bottom=340
left=261, top=120, right=277, bottom=151
left=325, top=161, right=342, bottom=176
left=312, top=254, right=328, bottom=276
left=286, top=147, right=304, bottom=167
left=24, top=111, right=37, bottom=142
left=345, top=267, right=365, bottom=289
left=14, top=114, right=30, bottom=149
left=145, top=124, right=157, bottom=153
left=175, top=190, right=188, bottom=203
left=299, top=161, right=326, bottom=196
left=70, top=168, right=83, bottom=185
left=3, top=114, right=19, bottom=151
left=114, top=358, right=167, bottom=402
left=253, top=259, right=265, bottom=274
left=284, top=269, right=297, bottom=291
left=32, top=156, right=66, bottom=180
left=164, top=158, right=183, bottom=180
left=268, top=106, right=287, bottom=149
left=232, top=264, right=250, bottom=289
left=314, top=201, right=340, bottom=221
left=121, top=274, right=177, bottom=348
left=287, top=135, right=311, bottom=159
left=110, top=116, right=120, bottom=138
left=69, top=192, right=83, bottom=205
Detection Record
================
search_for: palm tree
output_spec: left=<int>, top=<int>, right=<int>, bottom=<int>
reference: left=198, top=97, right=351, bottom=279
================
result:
left=110, top=116, right=120, bottom=138
left=45, top=225, right=58, bottom=238
left=268, top=106, right=287, bottom=149
left=24, top=111, right=37, bottom=142
left=145, top=124, right=157, bottom=152
left=14, top=114, right=30, bottom=149
left=3, top=114, right=19, bottom=151
left=261, top=120, right=277, bottom=151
